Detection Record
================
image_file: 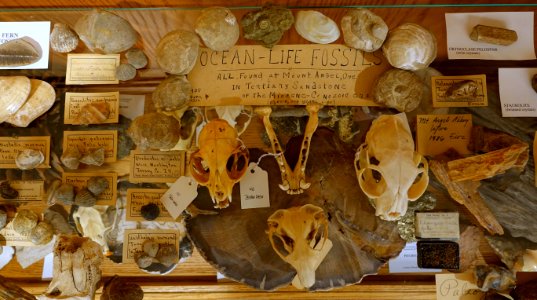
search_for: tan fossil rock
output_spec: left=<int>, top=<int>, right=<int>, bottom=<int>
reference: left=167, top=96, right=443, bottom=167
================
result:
left=382, top=23, right=437, bottom=70
left=156, top=30, right=199, bottom=75
left=127, top=112, right=182, bottom=151
left=6, top=79, right=56, bottom=127
left=372, top=68, right=426, bottom=112
left=195, top=7, right=239, bottom=51
left=341, top=9, right=388, bottom=52
left=50, top=23, right=79, bottom=53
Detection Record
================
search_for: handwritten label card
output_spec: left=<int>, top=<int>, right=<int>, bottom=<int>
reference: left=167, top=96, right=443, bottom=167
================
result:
left=499, top=68, right=537, bottom=117
left=0, top=180, right=44, bottom=203
left=417, top=114, right=472, bottom=157
left=0, top=136, right=50, bottom=169
left=432, top=75, right=487, bottom=107
left=160, top=176, right=198, bottom=220
left=66, top=54, right=120, bottom=85
left=122, top=229, right=180, bottom=263
left=416, top=212, right=460, bottom=239
left=436, top=272, right=484, bottom=299
left=64, top=92, right=120, bottom=125
left=240, top=163, right=270, bottom=209
left=0, top=21, right=51, bottom=69
left=63, top=130, right=117, bottom=163
left=126, top=189, right=173, bottom=222
left=62, top=172, right=117, bottom=206
left=0, top=220, right=33, bottom=247
left=130, top=150, right=185, bottom=183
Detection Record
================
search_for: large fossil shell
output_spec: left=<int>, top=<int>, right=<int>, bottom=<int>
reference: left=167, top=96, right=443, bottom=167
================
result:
left=156, top=30, right=199, bottom=75
left=15, top=148, right=44, bottom=170
left=0, top=37, right=42, bottom=66
left=152, top=75, right=192, bottom=112
left=241, top=5, right=294, bottom=48
left=294, top=10, right=339, bottom=44
left=0, top=76, right=31, bottom=124
left=5, top=79, right=56, bottom=127
left=50, top=23, right=79, bottom=53
left=74, top=9, right=138, bottom=54
left=12, top=209, right=39, bottom=235
left=29, top=221, right=54, bottom=245
left=341, top=9, right=388, bottom=52
left=125, top=48, right=147, bottom=69
left=382, top=23, right=437, bottom=71
left=101, top=276, right=144, bottom=300
left=195, top=7, right=240, bottom=51
left=127, top=112, right=181, bottom=151
left=372, top=68, right=426, bottom=112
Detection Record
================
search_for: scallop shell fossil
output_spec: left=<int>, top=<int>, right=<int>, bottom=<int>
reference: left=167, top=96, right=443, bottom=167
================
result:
left=87, top=176, right=109, bottom=196
left=0, top=37, right=42, bottom=66
left=12, top=209, right=39, bottom=235
left=382, top=23, right=437, bottom=71
left=195, top=7, right=240, bottom=51
left=74, top=188, right=97, bottom=207
left=295, top=10, right=339, bottom=44
left=116, top=63, right=137, bottom=81
left=50, top=23, right=79, bottom=53
left=0, top=76, right=31, bottom=124
left=372, top=68, right=425, bottom=112
left=5, top=79, right=56, bottom=127
left=125, top=48, right=147, bottom=69
left=15, top=148, right=44, bottom=170
left=152, top=75, right=192, bottom=113
left=341, top=9, right=388, bottom=52
left=156, top=30, right=200, bottom=75
left=127, top=112, right=181, bottom=151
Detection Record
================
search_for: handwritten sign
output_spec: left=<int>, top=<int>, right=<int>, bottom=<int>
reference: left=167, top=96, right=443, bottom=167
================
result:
left=240, top=163, right=270, bottom=209
left=122, top=229, right=181, bottom=263
left=436, top=272, right=484, bottom=300
left=432, top=75, right=487, bottom=107
left=188, top=44, right=389, bottom=106
left=129, top=150, right=185, bottom=183
left=66, top=54, right=120, bottom=85
left=62, top=172, right=117, bottom=206
left=0, top=180, right=44, bottom=203
left=64, top=92, right=120, bottom=125
left=160, top=176, right=198, bottom=220
left=126, top=189, right=173, bottom=222
left=0, top=136, right=50, bottom=169
left=63, top=130, right=117, bottom=163
left=416, top=114, right=472, bottom=157
left=0, top=219, right=33, bottom=246
left=415, top=212, right=460, bottom=239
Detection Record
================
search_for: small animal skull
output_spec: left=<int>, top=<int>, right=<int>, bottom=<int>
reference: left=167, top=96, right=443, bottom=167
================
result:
left=189, top=119, right=249, bottom=208
left=354, top=113, right=429, bottom=221
left=267, top=204, right=332, bottom=289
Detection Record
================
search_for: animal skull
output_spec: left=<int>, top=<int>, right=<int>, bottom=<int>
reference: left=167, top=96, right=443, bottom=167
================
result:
left=267, top=204, right=332, bottom=289
left=255, top=104, right=321, bottom=194
left=189, top=119, right=249, bottom=208
left=354, top=113, right=428, bottom=221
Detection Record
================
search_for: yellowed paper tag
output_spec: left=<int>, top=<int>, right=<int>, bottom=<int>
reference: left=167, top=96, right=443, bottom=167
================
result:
left=62, top=172, right=117, bottom=206
left=415, top=212, right=460, bottom=239
left=417, top=114, right=472, bottom=157
left=0, top=219, right=33, bottom=246
left=66, top=53, right=119, bottom=85
left=129, top=150, right=185, bottom=183
left=64, top=92, right=120, bottom=125
left=0, top=180, right=44, bottom=203
left=240, top=163, right=270, bottom=209
left=432, top=75, right=488, bottom=107
left=126, top=189, right=173, bottom=222
left=0, top=136, right=50, bottom=169
left=188, top=45, right=388, bottom=106
left=160, top=176, right=198, bottom=220
left=122, top=229, right=181, bottom=264
left=436, top=272, right=484, bottom=299
left=63, top=130, right=117, bottom=163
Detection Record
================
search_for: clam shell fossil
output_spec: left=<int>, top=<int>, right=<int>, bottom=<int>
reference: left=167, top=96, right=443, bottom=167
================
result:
left=80, top=148, right=105, bottom=166
left=135, top=252, right=153, bottom=269
left=0, top=76, right=31, bottom=124
left=75, top=101, right=111, bottom=125
left=54, top=183, right=75, bottom=205
left=382, top=23, right=437, bottom=71
left=341, top=9, right=388, bottom=52
left=295, top=10, right=339, bottom=44
left=5, top=79, right=56, bottom=127
left=29, top=221, right=54, bottom=245
left=156, top=30, right=199, bottom=75
left=241, top=5, right=294, bottom=48
left=61, top=147, right=82, bottom=170
left=50, top=23, right=79, bottom=53
left=152, top=75, right=192, bottom=112
left=0, top=37, right=42, bottom=66
left=372, top=68, right=426, bottom=112
left=15, top=148, right=44, bottom=170
left=195, top=7, right=240, bottom=51
left=156, top=244, right=179, bottom=267
left=12, top=209, right=39, bottom=235
left=125, top=48, right=147, bottom=69
left=74, top=188, right=97, bottom=207
left=127, top=112, right=181, bottom=151
left=116, top=63, right=136, bottom=81
left=143, top=239, right=160, bottom=258
left=87, top=176, right=109, bottom=196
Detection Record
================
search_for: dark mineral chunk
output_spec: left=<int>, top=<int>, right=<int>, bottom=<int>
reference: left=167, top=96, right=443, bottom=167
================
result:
left=417, top=240, right=459, bottom=269
left=0, top=181, right=18, bottom=199
left=140, top=203, right=160, bottom=221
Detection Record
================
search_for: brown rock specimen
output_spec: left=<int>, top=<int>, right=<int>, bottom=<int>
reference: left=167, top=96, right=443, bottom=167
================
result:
left=156, top=30, right=199, bottom=75
left=470, top=25, right=518, bottom=46
left=474, top=265, right=516, bottom=292
left=459, top=226, right=485, bottom=272
left=101, top=276, right=144, bottom=300
left=0, top=275, right=36, bottom=300
left=128, top=112, right=181, bottom=151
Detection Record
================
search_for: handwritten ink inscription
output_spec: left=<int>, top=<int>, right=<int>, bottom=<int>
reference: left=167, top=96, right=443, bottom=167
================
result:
left=0, top=136, right=50, bottom=168
left=130, top=150, right=185, bottom=183
left=416, top=212, right=459, bottom=239
left=63, top=172, right=117, bottom=206
left=122, top=229, right=179, bottom=263
left=417, top=114, right=472, bottom=157
left=63, top=130, right=118, bottom=162
left=0, top=180, right=44, bottom=203
left=436, top=272, right=484, bottom=299
left=64, top=92, right=119, bottom=124
left=66, top=54, right=120, bottom=84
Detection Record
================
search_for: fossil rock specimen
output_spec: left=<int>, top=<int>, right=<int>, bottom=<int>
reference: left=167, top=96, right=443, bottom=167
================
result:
left=75, top=102, right=111, bottom=125
left=29, top=221, right=54, bottom=245
left=87, top=176, right=109, bottom=196
left=6, top=79, right=56, bottom=127
left=0, top=76, right=31, bottom=124
left=295, top=10, right=339, bottom=44
left=195, top=7, right=240, bottom=51
left=44, top=205, right=76, bottom=235
left=156, top=244, right=179, bottom=267
left=12, top=209, right=38, bottom=235
left=135, top=252, right=153, bottom=268
left=54, top=183, right=75, bottom=205
left=72, top=207, right=109, bottom=253
left=470, top=25, right=518, bottom=46
left=474, top=265, right=516, bottom=292
left=156, top=30, right=199, bottom=75
left=0, top=37, right=42, bottom=66
left=74, top=188, right=97, bottom=207
left=15, top=148, right=44, bottom=170
left=125, top=48, right=147, bottom=69
left=116, top=63, right=136, bottom=81
left=341, top=9, right=388, bottom=52
left=372, top=69, right=425, bottom=112
left=0, top=181, right=19, bottom=199
left=141, top=203, right=160, bottom=221
left=382, top=23, right=437, bottom=71
left=152, top=75, right=192, bottom=113
left=142, top=239, right=159, bottom=258
left=50, top=23, right=79, bottom=53
left=80, top=148, right=105, bottom=166
left=60, top=147, right=82, bottom=170
left=128, top=112, right=181, bottom=151
left=101, top=276, right=144, bottom=300
left=0, top=208, right=6, bottom=230
left=241, top=5, right=294, bottom=48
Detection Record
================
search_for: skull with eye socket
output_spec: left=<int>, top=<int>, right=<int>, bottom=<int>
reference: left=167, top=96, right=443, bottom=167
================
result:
left=266, top=204, right=333, bottom=289
left=189, top=119, right=249, bottom=208
left=354, top=113, right=429, bottom=221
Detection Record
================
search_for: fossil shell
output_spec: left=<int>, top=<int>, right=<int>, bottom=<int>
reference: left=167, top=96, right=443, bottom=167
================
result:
left=74, top=9, right=138, bottom=54
left=127, top=112, right=181, bottom=151
left=61, top=147, right=82, bottom=170
left=141, top=203, right=160, bottom=221
left=156, top=30, right=199, bottom=75
left=116, top=63, right=136, bottom=81
left=372, top=68, right=425, bottom=112
left=0, top=37, right=42, bottom=66
left=50, top=23, right=79, bottom=53
left=0, top=181, right=18, bottom=199
left=152, top=75, right=192, bottom=112
left=195, top=7, right=239, bottom=51
left=143, top=239, right=160, bottom=257
left=5, top=79, right=56, bottom=127
left=382, top=23, right=437, bottom=71
left=12, top=209, right=39, bottom=235
left=75, top=102, right=111, bottom=125
left=241, top=5, right=294, bottom=48
left=294, top=10, right=339, bottom=44
left=29, top=221, right=54, bottom=245
left=80, top=148, right=105, bottom=166
left=0, top=76, right=31, bottom=124
left=44, top=205, right=76, bottom=235
left=125, top=48, right=147, bottom=69
left=101, top=276, right=144, bottom=300
left=135, top=252, right=153, bottom=269
left=341, top=9, right=388, bottom=52
left=0, top=208, right=6, bottom=230
left=87, top=176, right=109, bottom=196
left=74, top=188, right=97, bottom=207
left=15, top=148, right=44, bottom=170
left=156, top=244, right=179, bottom=267
left=474, top=265, right=516, bottom=292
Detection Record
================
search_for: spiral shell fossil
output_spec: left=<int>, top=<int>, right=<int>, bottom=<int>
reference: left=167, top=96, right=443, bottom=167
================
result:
left=50, top=23, right=79, bottom=53
left=341, top=9, right=388, bottom=52
left=372, top=68, right=426, bottom=112
left=156, top=30, right=200, bottom=75
left=295, top=10, right=339, bottom=44
left=195, top=7, right=240, bottom=51
left=382, top=23, right=437, bottom=71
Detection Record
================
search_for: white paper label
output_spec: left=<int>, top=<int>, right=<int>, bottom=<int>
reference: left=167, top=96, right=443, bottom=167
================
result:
left=160, top=176, right=198, bottom=220
left=388, top=242, right=442, bottom=273
left=436, top=272, right=483, bottom=299
left=415, top=212, right=460, bottom=239
left=0, top=246, right=14, bottom=270
left=499, top=68, right=537, bottom=117
left=240, top=163, right=270, bottom=209
left=0, top=21, right=50, bottom=69
left=41, top=252, right=53, bottom=280
left=119, top=94, right=145, bottom=120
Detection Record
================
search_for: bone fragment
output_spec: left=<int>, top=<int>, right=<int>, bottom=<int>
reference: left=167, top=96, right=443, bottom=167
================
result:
left=470, top=25, right=518, bottom=46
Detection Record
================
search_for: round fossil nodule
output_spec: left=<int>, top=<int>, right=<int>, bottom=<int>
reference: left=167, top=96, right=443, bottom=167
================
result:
left=50, top=23, right=79, bottom=53
left=87, top=176, right=109, bottom=196
left=195, top=7, right=240, bottom=51
left=341, top=9, right=388, bottom=52
left=54, top=183, right=75, bottom=205
left=152, top=75, right=192, bottom=113
left=372, top=68, right=426, bottom=112
left=141, top=203, right=160, bottom=221
left=156, top=30, right=199, bottom=75
left=241, top=5, right=294, bottom=48
left=12, top=209, right=39, bottom=235
left=116, top=63, right=137, bottom=81
left=382, top=23, right=437, bottom=71
left=127, top=112, right=181, bottom=151
left=295, top=10, right=339, bottom=44
left=101, top=276, right=144, bottom=300
left=125, top=48, right=148, bottom=69
left=29, top=221, right=54, bottom=245
left=15, top=148, right=44, bottom=170
left=156, top=244, right=179, bottom=267
left=135, top=252, right=153, bottom=269
left=74, top=188, right=97, bottom=207
left=0, top=181, right=19, bottom=199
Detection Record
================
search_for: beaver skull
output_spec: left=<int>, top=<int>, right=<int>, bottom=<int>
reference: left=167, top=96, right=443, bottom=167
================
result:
left=354, top=113, right=429, bottom=221
left=189, top=119, right=249, bottom=208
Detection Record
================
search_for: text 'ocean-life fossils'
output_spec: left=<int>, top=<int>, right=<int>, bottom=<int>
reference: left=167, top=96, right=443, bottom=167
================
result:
left=0, top=37, right=42, bottom=67
left=189, top=119, right=249, bottom=208
left=372, top=69, right=425, bottom=112
left=195, top=7, right=240, bottom=51
left=470, top=24, right=518, bottom=46
left=355, top=113, right=429, bottom=221
left=382, top=23, right=437, bottom=71
left=128, top=112, right=181, bottom=151
left=156, top=30, right=199, bottom=75
left=50, top=23, right=79, bottom=53
left=6, top=79, right=56, bottom=127
left=295, top=10, right=339, bottom=44
left=267, top=204, right=332, bottom=289
left=15, top=148, right=44, bottom=170
left=0, top=76, right=31, bottom=124
left=341, top=9, right=388, bottom=52
left=241, top=5, right=294, bottom=48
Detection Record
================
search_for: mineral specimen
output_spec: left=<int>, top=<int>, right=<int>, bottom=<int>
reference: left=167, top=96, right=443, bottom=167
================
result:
left=470, top=25, right=518, bottom=46
left=295, top=10, right=339, bottom=44
left=195, top=7, right=240, bottom=51
left=341, top=9, right=388, bottom=52
left=156, top=30, right=199, bottom=75
left=15, top=149, right=44, bottom=170
left=140, top=203, right=160, bottom=221
left=128, top=112, right=181, bottom=151
left=382, top=23, right=437, bottom=70
left=372, top=69, right=425, bottom=112
left=12, top=209, right=39, bottom=235
left=50, top=23, right=79, bottom=53
left=241, top=5, right=294, bottom=48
